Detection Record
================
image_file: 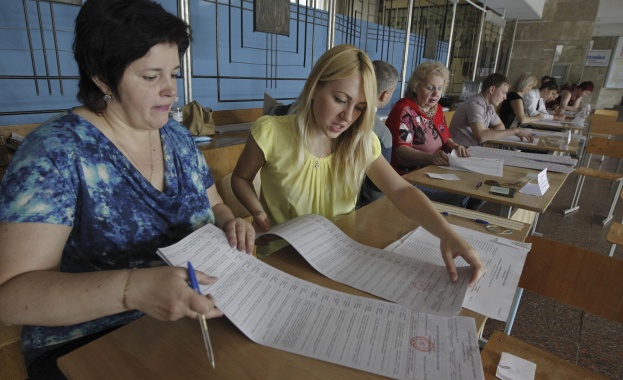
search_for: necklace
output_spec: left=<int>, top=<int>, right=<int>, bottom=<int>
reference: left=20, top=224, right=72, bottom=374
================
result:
left=110, top=126, right=154, bottom=182
left=417, top=102, right=437, bottom=120
left=311, top=137, right=333, bottom=170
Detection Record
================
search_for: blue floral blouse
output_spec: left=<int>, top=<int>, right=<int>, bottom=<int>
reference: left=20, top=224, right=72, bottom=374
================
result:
left=0, top=111, right=215, bottom=352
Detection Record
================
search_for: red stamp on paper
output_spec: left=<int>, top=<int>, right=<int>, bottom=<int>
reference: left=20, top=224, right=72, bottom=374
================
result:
left=411, top=336, right=435, bottom=352
left=412, top=280, right=431, bottom=291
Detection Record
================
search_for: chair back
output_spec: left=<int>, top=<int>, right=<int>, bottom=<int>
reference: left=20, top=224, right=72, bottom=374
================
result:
left=594, top=109, right=619, bottom=118
left=584, top=136, right=623, bottom=159
left=587, top=118, right=623, bottom=137
left=444, top=110, right=455, bottom=126
left=521, top=236, right=623, bottom=324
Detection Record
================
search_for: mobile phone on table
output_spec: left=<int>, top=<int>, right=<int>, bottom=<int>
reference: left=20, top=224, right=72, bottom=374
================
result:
left=489, top=185, right=515, bottom=198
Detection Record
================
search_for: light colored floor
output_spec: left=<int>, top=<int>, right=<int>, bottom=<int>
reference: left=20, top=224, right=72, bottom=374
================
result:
left=480, top=155, right=623, bottom=380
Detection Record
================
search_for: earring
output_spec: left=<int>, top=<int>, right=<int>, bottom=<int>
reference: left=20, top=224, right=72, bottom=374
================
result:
left=103, top=94, right=112, bottom=102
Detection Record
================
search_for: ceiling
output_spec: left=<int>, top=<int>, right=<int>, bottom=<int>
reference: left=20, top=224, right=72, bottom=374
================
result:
left=479, top=0, right=544, bottom=20
left=480, top=0, right=623, bottom=26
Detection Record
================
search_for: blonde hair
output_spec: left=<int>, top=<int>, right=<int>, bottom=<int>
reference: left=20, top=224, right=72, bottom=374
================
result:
left=289, top=44, right=377, bottom=200
left=404, top=61, right=449, bottom=99
left=512, top=72, right=538, bottom=93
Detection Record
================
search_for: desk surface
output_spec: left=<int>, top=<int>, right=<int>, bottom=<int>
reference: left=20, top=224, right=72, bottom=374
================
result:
left=487, top=134, right=580, bottom=154
left=58, top=198, right=530, bottom=379
left=481, top=331, right=607, bottom=380
left=525, top=120, right=584, bottom=131
left=403, top=165, right=570, bottom=214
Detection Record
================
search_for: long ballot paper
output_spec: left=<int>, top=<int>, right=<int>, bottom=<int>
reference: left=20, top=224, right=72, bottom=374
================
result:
left=157, top=219, right=484, bottom=380
left=266, top=214, right=470, bottom=315
left=385, top=225, right=530, bottom=321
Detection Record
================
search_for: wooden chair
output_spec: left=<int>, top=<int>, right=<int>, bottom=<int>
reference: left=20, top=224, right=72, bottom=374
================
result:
left=0, top=325, right=27, bottom=380
left=444, top=110, right=455, bottom=126
left=607, top=191, right=623, bottom=256
left=563, top=137, right=623, bottom=225
left=482, top=236, right=623, bottom=379
left=594, top=109, right=619, bottom=118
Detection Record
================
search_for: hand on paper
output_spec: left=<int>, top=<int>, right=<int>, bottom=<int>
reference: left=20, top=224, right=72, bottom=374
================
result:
left=514, top=129, right=534, bottom=143
left=222, top=217, right=255, bottom=254
left=431, top=150, right=450, bottom=166
left=452, top=145, right=470, bottom=158
left=126, top=267, right=223, bottom=321
left=439, top=233, right=486, bottom=287
left=251, top=209, right=271, bottom=233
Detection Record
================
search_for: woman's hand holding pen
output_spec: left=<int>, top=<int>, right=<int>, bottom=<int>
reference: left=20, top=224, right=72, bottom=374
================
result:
left=124, top=267, right=222, bottom=321
left=438, top=232, right=486, bottom=287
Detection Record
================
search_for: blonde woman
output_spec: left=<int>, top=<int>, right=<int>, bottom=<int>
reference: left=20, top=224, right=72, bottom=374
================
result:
left=232, top=44, right=486, bottom=286
left=498, top=72, right=544, bottom=128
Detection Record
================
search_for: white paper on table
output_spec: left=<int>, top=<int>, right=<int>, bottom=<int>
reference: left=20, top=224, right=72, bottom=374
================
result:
left=427, top=173, right=461, bottom=180
left=533, top=119, right=563, bottom=127
left=156, top=222, right=485, bottom=380
left=384, top=225, right=530, bottom=321
left=519, top=168, right=550, bottom=196
left=496, top=352, right=536, bottom=380
left=443, top=151, right=504, bottom=176
left=494, top=135, right=540, bottom=145
left=267, top=214, right=470, bottom=315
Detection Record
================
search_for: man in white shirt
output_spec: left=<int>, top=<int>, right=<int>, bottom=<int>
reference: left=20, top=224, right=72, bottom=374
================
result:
left=523, top=81, right=564, bottom=121
left=449, top=73, right=534, bottom=147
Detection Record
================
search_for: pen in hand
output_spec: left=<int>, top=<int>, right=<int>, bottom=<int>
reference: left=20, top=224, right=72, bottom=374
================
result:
left=187, top=261, right=216, bottom=369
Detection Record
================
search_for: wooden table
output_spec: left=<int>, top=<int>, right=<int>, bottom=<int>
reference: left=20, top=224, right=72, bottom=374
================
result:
left=402, top=165, right=570, bottom=218
left=481, top=331, right=607, bottom=380
left=524, top=120, right=584, bottom=132
left=57, top=197, right=530, bottom=379
left=486, top=134, right=580, bottom=155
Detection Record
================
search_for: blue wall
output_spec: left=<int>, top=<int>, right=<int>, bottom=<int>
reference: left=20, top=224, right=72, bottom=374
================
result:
left=0, top=0, right=447, bottom=125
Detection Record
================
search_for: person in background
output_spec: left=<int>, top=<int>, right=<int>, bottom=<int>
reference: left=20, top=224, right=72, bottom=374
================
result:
left=554, top=81, right=594, bottom=114
left=357, top=60, right=399, bottom=208
left=0, top=1, right=254, bottom=378
left=498, top=72, right=545, bottom=128
left=524, top=80, right=564, bottom=121
left=449, top=73, right=534, bottom=147
left=385, top=61, right=468, bottom=208
left=540, top=75, right=555, bottom=86
left=232, top=44, right=485, bottom=287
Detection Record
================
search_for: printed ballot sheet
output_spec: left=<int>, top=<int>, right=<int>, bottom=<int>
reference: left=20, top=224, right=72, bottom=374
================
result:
left=385, top=225, right=530, bottom=321
left=445, top=151, right=504, bottom=176
left=266, top=214, right=470, bottom=315
left=157, top=221, right=484, bottom=380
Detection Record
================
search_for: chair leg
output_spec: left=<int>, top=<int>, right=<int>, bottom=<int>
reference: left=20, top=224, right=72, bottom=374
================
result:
left=601, top=180, right=623, bottom=225
left=609, top=243, right=617, bottom=257
left=504, top=287, right=524, bottom=335
left=610, top=158, right=622, bottom=190
left=563, top=174, right=586, bottom=215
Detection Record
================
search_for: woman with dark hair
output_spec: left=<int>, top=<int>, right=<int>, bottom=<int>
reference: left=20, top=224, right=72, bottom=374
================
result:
left=0, top=0, right=254, bottom=378
left=554, top=81, right=594, bottom=114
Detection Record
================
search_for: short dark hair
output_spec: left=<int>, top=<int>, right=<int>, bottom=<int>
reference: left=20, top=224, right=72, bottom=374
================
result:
left=372, top=60, right=399, bottom=94
left=481, top=73, right=509, bottom=93
left=578, top=81, right=595, bottom=92
left=539, top=81, right=560, bottom=91
left=74, top=0, right=191, bottom=113
left=541, top=75, right=554, bottom=84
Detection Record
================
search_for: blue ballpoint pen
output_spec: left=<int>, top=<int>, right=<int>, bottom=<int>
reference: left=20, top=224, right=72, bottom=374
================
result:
left=441, top=211, right=490, bottom=225
left=187, top=261, right=216, bottom=369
